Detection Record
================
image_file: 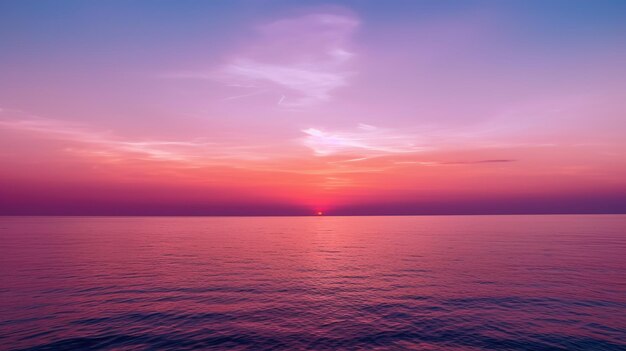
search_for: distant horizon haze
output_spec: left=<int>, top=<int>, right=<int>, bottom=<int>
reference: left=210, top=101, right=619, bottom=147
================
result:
left=1, top=193, right=625, bottom=216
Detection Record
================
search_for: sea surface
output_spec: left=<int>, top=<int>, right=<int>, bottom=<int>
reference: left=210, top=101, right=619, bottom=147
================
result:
left=0, top=215, right=625, bottom=350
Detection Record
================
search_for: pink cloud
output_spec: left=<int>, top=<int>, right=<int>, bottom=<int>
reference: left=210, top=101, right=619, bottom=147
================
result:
left=0, top=112, right=271, bottom=165
left=301, top=124, right=427, bottom=156
left=168, top=12, right=359, bottom=107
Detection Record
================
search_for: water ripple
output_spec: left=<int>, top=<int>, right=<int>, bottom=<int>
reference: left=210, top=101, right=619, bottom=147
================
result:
left=1, top=215, right=625, bottom=350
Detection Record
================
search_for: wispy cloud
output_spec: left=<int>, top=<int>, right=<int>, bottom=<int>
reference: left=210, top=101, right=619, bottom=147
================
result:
left=0, top=113, right=269, bottom=165
left=169, top=12, right=359, bottom=107
left=441, top=159, right=516, bottom=165
left=0, top=108, right=527, bottom=188
left=394, top=159, right=516, bottom=166
left=301, top=124, right=428, bottom=157
left=221, top=58, right=351, bottom=107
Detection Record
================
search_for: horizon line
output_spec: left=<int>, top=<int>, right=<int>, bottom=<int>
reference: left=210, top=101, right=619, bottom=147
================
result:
left=2, top=212, right=626, bottom=218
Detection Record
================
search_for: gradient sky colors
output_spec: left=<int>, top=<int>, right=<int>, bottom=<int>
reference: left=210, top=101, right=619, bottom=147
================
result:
left=1, top=0, right=626, bottom=215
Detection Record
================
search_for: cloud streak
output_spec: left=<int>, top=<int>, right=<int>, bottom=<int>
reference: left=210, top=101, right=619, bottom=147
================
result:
left=0, top=113, right=269, bottom=165
left=169, top=12, right=359, bottom=107
left=394, top=159, right=516, bottom=166
left=301, top=124, right=428, bottom=157
left=0, top=107, right=526, bottom=190
left=221, top=58, right=352, bottom=107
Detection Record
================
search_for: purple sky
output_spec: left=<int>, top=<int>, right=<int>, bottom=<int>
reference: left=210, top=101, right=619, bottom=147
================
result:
left=1, top=0, right=626, bottom=215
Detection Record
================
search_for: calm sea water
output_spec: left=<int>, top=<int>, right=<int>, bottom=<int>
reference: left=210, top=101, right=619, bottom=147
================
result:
left=0, top=215, right=625, bottom=350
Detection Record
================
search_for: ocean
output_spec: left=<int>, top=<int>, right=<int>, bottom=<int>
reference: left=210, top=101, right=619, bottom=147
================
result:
left=1, top=215, right=625, bottom=350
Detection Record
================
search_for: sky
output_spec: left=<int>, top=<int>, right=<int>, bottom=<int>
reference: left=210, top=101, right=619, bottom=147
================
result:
left=1, top=0, right=626, bottom=215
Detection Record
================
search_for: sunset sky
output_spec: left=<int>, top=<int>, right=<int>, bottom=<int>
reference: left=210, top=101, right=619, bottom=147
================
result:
left=1, top=0, right=625, bottom=215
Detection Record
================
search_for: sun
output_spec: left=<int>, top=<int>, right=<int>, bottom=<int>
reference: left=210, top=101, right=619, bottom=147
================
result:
left=316, top=211, right=324, bottom=216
